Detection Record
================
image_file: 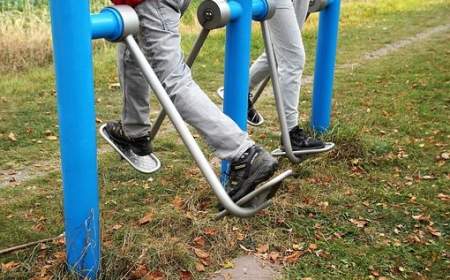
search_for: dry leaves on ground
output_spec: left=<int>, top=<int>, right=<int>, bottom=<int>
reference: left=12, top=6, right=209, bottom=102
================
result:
left=350, top=218, right=369, bottom=228
left=256, top=243, right=269, bottom=254
left=138, top=211, right=155, bottom=226
left=143, top=270, right=166, bottom=280
left=1, top=261, right=20, bottom=272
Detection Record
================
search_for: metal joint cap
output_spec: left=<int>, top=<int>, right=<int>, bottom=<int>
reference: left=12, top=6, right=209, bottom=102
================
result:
left=197, top=0, right=231, bottom=30
left=308, top=0, right=329, bottom=13
left=253, top=0, right=277, bottom=21
left=105, top=5, right=140, bottom=41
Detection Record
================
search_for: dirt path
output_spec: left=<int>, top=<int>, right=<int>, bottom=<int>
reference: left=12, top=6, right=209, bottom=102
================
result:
left=1, top=23, right=449, bottom=189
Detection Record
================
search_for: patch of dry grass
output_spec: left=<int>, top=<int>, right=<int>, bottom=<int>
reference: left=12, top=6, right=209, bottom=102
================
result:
left=0, top=8, right=51, bottom=72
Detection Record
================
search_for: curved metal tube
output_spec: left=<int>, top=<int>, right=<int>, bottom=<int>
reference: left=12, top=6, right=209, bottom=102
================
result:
left=125, top=35, right=268, bottom=217
left=216, top=169, right=292, bottom=219
left=150, top=28, right=210, bottom=141
left=260, top=21, right=302, bottom=163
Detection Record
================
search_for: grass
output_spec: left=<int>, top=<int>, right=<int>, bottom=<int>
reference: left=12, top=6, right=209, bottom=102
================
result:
left=1, top=0, right=449, bottom=279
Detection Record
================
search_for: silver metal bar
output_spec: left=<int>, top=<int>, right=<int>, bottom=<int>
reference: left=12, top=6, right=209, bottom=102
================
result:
left=261, top=21, right=302, bottom=163
left=150, top=28, right=210, bottom=141
left=215, top=169, right=293, bottom=219
left=186, top=28, right=210, bottom=67
left=125, top=35, right=270, bottom=217
left=251, top=75, right=270, bottom=104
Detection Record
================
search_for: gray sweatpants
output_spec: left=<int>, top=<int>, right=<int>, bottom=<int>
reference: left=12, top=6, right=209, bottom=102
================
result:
left=249, top=0, right=309, bottom=131
left=118, top=0, right=254, bottom=161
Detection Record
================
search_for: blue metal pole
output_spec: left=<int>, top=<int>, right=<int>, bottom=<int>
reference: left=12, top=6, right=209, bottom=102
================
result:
left=221, top=0, right=253, bottom=181
left=49, top=0, right=100, bottom=278
left=311, top=0, right=341, bottom=132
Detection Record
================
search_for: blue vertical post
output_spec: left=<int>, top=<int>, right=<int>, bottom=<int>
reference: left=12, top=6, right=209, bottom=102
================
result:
left=221, top=0, right=254, bottom=180
left=311, top=0, right=341, bottom=132
left=49, top=0, right=100, bottom=278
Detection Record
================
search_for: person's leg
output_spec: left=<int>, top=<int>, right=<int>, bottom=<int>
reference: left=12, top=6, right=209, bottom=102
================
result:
left=118, top=41, right=151, bottom=138
left=131, top=0, right=255, bottom=161
left=266, top=0, right=304, bottom=131
left=294, top=0, right=309, bottom=30
left=249, top=52, right=270, bottom=92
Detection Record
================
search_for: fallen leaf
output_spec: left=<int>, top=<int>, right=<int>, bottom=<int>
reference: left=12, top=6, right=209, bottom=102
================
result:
left=440, top=152, right=449, bottom=160
left=195, top=262, right=206, bottom=272
left=53, top=251, right=66, bottom=263
left=193, top=236, right=206, bottom=248
left=143, top=270, right=166, bottom=280
left=269, top=251, right=280, bottom=262
left=301, top=278, right=313, bottom=280
left=179, top=271, right=192, bottom=280
left=130, top=264, right=149, bottom=279
left=8, top=132, right=17, bottom=142
left=284, top=251, right=303, bottom=264
left=256, top=243, right=269, bottom=254
left=172, top=196, right=184, bottom=210
left=138, top=212, right=154, bottom=225
left=1, top=261, right=20, bottom=272
left=112, top=224, right=123, bottom=231
left=292, top=243, right=304, bottom=251
left=427, top=226, right=442, bottom=237
left=437, top=193, right=450, bottom=201
left=350, top=218, right=368, bottom=228
left=222, top=260, right=234, bottom=269
left=193, top=248, right=209, bottom=259
left=203, top=227, right=218, bottom=236
left=46, top=136, right=58, bottom=141
left=236, top=232, right=245, bottom=241
left=308, top=243, right=318, bottom=250
left=412, top=214, right=431, bottom=223
left=32, top=223, right=45, bottom=232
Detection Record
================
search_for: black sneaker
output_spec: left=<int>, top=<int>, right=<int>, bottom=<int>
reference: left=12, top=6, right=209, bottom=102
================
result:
left=282, top=126, right=325, bottom=151
left=100, top=121, right=161, bottom=173
left=248, top=95, right=264, bottom=126
left=104, top=121, right=152, bottom=156
left=222, top=145, right=278, bottom=208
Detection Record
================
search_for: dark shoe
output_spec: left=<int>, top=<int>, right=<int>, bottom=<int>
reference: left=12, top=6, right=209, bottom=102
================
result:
left=105, top=121, right=152, bottom=156
left=225, top=145, right=278, bottom=204
left=247, top=95, right=264, bottom=126
left=282, top=126, right=325, bottom=151
left=101, top=121, right=161, bottom=174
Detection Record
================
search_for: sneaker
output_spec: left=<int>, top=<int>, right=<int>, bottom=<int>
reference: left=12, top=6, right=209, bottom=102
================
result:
left=224, top=145, right=278, bottom=206
left=104, top=121, right=152, bottom=156
left=282, top=126, right=325, bottom=151
left=216, top=87, right=264, bottom=127
left=247, top=94, right=264, bottom=126
left=100, top=121, right=161, bottom=173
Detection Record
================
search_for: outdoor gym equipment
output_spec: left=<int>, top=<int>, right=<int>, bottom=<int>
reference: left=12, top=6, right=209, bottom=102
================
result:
left=49, top=0, right=291, bottom=278
left=216, top=0, right=339, bottom=163
left=248, top=0, right=340, bottom=134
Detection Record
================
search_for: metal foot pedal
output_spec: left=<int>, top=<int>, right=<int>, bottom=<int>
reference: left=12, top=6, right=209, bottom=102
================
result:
left=99, top=124, right=161, bottom=174
left=271, top=142, right=335, bottom=157
left=216, top=170, right=293, bottom=219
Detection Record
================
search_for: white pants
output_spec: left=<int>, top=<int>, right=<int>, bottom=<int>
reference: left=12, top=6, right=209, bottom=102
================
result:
left=249, top=0, right=309, bottom=130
